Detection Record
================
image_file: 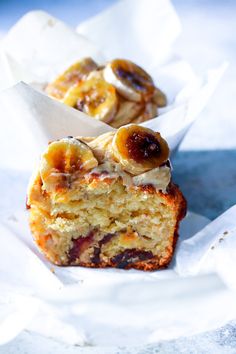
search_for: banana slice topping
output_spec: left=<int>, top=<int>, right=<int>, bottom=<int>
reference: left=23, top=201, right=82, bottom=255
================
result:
left=40, top=138, right=98, bottom=191
left=152, top=87, right=167, bottom=107
left=112, top=124, right=169, bottom=175
left=131, top=102, right=158, bottom=124
left=62, top=77, right=118, bottom=123
left=110, top=97, right=144, bottom=128
left=45, top=57, right=167, bottom=127
left=45, top=57, right=98, bottom=100
left=103, top=59, right=155, bottom=102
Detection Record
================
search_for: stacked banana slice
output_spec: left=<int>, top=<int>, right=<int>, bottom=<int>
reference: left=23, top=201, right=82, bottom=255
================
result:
left=40, top=137, right=98, bottom=191
left=45, top=58, right=167, bottom=128
left=39, top=125, right=169, bottom=193
left=111, top=125, right=169, bottom=175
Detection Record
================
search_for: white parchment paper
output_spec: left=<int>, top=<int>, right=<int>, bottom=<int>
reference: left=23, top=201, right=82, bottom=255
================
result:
left=175, top=205, right=236, bottom=291
left=1, top=207, right=236, bottom=346
left=0, top=83, right=112, bottom=170
left=0, top=10, right=103, bottom=87
left=77, top=0, right=181, bottom=70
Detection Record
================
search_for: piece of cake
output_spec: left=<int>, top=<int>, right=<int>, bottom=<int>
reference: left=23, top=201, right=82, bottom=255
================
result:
left=27, top=125, right=186, bottom=270
left=45, top=58, right=167, bottom=128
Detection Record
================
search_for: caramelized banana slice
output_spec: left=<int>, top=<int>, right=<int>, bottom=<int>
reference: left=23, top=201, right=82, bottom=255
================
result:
left=110, top=96, right=144, bottom=128
left=131, top=102, right=158, bottom=124
left=45, top=58, right=98, bottom=100
left=87, top=132, right=115, bottom=162
left=112, top=125, right=169, bottom=175
left=152, top=87, right=167, bottom=107
left=40, top=138, right=98, bottom=191
left=86, top=69, right=104, bottom=81
left=103, top=59, right=155, bottom=102
left=62, top=77, right=118, bottom=123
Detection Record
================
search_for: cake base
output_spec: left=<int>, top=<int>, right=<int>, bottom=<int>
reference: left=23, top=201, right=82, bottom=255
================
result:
left=28, top=171, right=186, bottom=270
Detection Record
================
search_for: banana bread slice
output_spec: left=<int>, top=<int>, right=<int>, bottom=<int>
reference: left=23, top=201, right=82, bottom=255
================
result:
left=27, top=125, right=186, bottom=270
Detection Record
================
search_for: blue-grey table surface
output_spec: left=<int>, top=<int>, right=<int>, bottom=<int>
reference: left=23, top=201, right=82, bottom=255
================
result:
left=0, top=0, right=236, bottom=353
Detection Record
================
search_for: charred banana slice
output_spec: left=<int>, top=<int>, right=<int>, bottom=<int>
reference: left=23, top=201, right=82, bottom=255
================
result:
left=103, top=59, right=155, bottom=102
left=131, top=102, right=158, bottom=124
left=40, top=137, right=98, bottom=192
left=110, top=96, right=144, bottom=128
left=45, top=57, right=98, bottom=100
left=152, top=87, right=167, bottom=107
left=87, top=132, right=115, bottom=162
left=86, top=69, right=104, bottom=81
left=112, top=125, right=169, bottom=175
left=62, top=77, right=118, bottom=123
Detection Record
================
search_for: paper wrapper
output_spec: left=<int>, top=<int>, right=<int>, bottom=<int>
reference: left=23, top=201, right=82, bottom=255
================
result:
left=77, top=0, right=181, bottom=69
left=0, top=83, right=112, bottom=170
left=0, top=2, right=226, bottom=159
left=0, top=0, right=235, bottom=347
left=0, top=10, right=104, bottom=86
left=175, top=205, right=236, bottom=290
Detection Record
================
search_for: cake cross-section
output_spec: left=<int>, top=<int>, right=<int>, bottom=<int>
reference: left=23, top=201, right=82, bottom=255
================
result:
left=27, top=124, right=186, bottom=270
